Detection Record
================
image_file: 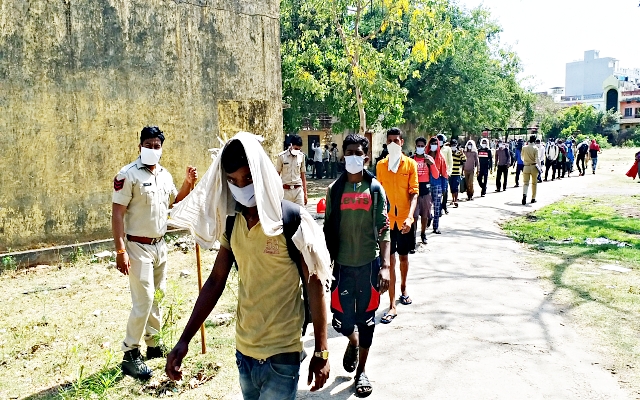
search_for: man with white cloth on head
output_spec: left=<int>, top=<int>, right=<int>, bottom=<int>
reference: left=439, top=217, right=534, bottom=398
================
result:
left=165, top=132, right=332, bottom=399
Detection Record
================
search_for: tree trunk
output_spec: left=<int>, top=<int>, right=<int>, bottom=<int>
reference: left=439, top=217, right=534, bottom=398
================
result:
left=356, top=84, right=366, bottom=134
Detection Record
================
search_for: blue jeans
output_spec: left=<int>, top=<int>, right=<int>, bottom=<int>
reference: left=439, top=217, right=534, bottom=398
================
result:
left=236, top=350, right=300, bottom=400
left=592, top=157, right=598, bottom=171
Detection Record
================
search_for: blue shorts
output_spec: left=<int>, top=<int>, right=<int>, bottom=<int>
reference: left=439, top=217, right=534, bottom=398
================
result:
left=449, top=175, right=461, bottom=194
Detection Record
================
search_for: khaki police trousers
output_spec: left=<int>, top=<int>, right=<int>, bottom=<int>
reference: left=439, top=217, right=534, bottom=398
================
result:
left=122, top=240, right=167, bottom=352
left=523, top=165, right=539, bottom=200
left=283, top=187, right=304, bottom=206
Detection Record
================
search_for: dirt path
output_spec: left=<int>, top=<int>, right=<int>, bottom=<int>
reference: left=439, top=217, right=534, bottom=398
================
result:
left=293, top=148, right=638, bottom=400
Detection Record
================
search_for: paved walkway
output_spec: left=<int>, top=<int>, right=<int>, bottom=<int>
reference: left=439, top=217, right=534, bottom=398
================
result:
left=293, top=150, right=635, bottom=400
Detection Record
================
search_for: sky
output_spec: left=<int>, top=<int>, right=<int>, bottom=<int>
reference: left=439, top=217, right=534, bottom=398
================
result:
left=456, top=0, right=640, bottom=92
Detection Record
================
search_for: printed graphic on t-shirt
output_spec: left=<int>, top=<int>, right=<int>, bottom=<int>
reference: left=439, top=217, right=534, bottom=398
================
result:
left=340, top=192, right=372, bottom=211
left=415, top=159, right=428, bottom=179
left=263, top=237, right=280, bottom=255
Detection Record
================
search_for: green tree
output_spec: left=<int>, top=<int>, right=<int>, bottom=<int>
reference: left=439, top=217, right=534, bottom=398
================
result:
left=402, top=6, right=533, bottom=137
left=539, top=104, right=619, bottom=144
left=281, top=0, right=457, bottom=134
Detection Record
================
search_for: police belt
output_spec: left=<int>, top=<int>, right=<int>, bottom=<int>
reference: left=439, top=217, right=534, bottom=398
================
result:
left=283, top=184, right=302, bottom=190
left=126, top=235, right=163, bottom=245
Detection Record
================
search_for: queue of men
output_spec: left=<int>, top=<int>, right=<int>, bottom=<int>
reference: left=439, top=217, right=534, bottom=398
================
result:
left=111, top=126, right=603, bottom=399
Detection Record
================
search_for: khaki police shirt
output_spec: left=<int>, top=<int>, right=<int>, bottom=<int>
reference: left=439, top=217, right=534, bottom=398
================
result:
left=522, top=144, right=539, bottom=166
left=112, top=158, right=178, bottom=238
left=275, top=150, right=305, bottom=186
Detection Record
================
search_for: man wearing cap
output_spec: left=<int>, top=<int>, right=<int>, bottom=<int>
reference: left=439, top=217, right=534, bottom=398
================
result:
left=112, top=126, right=198, bottom=380
left=522, top=134, right=540, bottom=205
left=276, top=134, right=308, bottom=206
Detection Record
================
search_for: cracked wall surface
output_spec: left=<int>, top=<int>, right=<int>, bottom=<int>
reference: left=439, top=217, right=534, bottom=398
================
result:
left=0, top=0, right=283, bottom=251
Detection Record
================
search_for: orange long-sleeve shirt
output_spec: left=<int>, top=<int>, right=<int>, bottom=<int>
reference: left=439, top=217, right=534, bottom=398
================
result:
left=376, top=155, right=419, bottom=229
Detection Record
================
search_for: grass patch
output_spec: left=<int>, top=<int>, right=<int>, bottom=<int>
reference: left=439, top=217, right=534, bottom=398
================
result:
left=504, top=196, right=640, bottom=267
left=503, top=196, right=640, bottom=397
left=0, top=244, right=240, bottom=400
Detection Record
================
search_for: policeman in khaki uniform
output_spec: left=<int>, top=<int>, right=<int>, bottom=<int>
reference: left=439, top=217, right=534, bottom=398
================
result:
left=112, top=126, right=197, bottom=380
left=276, top=134, right=308, bottom=206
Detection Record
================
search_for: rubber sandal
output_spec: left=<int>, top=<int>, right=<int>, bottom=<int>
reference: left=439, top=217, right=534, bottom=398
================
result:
left=355, top=372, right=373, bottom=398
left=343, top=342, right=358, bottom=373
left=380, top=313, right=396, bottom=324
left=399, top=295, right=413, bottom=305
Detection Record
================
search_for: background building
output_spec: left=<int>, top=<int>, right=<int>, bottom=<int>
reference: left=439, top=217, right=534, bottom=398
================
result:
left=565, top=50, right=618, bottom=98
left=620, top=90, right=640, bottom=131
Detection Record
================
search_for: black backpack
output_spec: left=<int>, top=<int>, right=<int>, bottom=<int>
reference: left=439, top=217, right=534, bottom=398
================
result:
left=578, top=143, right=588, bottom=155
left=225, top=200, right=312, bottom=335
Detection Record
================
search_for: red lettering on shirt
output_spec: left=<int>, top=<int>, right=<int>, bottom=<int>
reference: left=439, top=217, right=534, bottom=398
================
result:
left=340, top=192, right=372, bottom=211
left=415, top=159, right=429, bottom=182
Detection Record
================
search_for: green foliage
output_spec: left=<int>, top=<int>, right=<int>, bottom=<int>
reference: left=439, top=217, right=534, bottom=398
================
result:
left=68, top=246, right=84, bottom=265
left=153, top=281, right=186, bottom=348
left=403, top=6, right=534, bottom=136
left=1, top=255, right=17, bottom=272
left=538, top=104, right=618, bottom=146
left=609, top=127, right=640, bottom=147
left=59, top=350, right=123, bottom=400
left=503, top=197, right=640, bottom=267
left=281, top=0, right=458, bottom=133
left=574, top=133, right=612, bottom=149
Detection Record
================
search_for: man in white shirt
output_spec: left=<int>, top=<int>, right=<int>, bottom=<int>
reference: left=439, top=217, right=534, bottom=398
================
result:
left=312, top=142, right=324, bottom=179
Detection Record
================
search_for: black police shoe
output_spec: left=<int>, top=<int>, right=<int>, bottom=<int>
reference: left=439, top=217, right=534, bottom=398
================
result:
left=122, top=349, right=153, bottom=380
left=146, top=344, right=168, bottom=360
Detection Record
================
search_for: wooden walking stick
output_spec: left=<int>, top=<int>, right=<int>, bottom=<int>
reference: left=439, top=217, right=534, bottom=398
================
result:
left=191, top=179, right=207, bottom=354
left=196, top=242, right=206, bottom=354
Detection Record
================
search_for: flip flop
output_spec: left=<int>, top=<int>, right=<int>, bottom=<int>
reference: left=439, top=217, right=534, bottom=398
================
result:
left=355, top=372, right=373, bottom=398
left=343, top=342, right=359, bottom=373
left=380, top=313, right=396, bottom=324
left=399, top=295, right=413, bottom=305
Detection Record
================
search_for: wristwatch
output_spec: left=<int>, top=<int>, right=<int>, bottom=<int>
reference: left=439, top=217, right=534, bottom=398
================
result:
left=313, top=350, right=329, bottom=360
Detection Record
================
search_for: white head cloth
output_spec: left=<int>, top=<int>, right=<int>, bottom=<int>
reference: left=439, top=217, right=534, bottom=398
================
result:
left=466, top=139, right=478, bottom=153
left=168, top=131, right=331, bottom=283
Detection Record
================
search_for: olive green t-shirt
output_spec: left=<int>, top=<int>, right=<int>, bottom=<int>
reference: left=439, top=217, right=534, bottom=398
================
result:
left=219, top=214, right=304, bottom=360
left=326, top=180, right=390, bottom=267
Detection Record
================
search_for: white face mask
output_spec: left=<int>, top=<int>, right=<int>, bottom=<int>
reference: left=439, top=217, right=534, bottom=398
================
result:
left=499, top=144, right=505, bottom=149
left=345, top=155, right=365, bottom=174
left=228, top=182, right=257, bottom=208
left=415, top=146, right=425, bottom=155
left=140, top=147, right=162, bottom=165
left=439, top=141, right=444, bottom=147
left=290, top=148, right=301, bottom=156
left=387, top=142, right=402, bottom=173
left=430, top=144, right=438, bottom=152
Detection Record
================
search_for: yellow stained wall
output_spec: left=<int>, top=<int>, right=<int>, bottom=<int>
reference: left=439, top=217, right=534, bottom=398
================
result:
left=0, top=0, right=283, bottom=251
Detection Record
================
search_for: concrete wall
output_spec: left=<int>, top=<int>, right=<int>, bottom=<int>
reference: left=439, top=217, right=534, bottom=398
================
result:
left=0, top=0, right=283, bottom=252
left=565, top=50, right=615, bottom=97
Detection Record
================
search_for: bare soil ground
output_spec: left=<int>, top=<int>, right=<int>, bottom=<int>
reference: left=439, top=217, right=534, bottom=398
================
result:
left=0, top=242, right=240, bottom=400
